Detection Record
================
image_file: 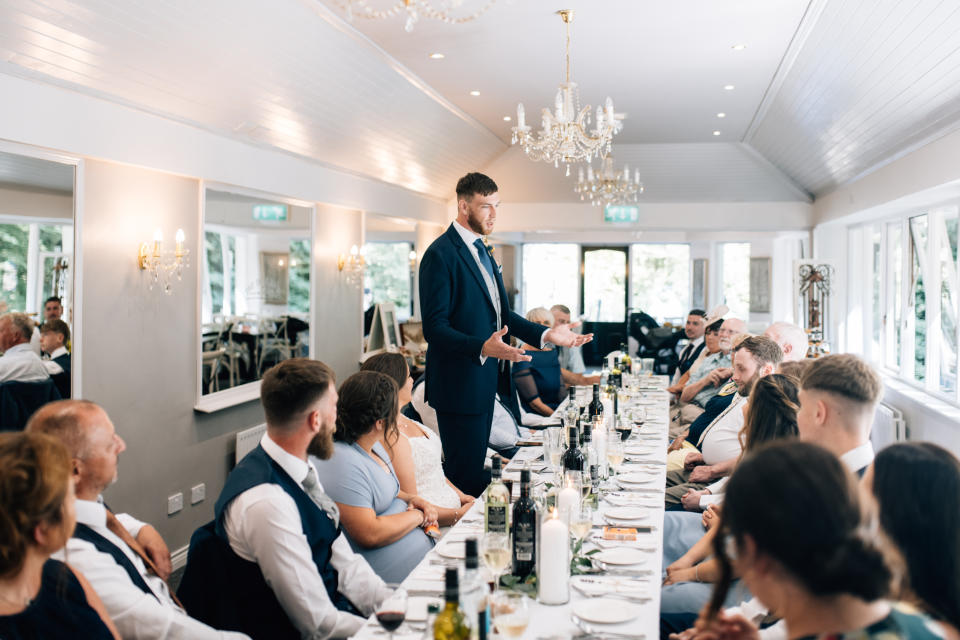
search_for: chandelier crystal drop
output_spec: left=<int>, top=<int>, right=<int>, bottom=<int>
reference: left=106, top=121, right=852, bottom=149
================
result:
left=511, top=10, right=621, bottom=175
left=334, top=0, right=497, bottom=32
left=574, top=157, right=644, bottom=207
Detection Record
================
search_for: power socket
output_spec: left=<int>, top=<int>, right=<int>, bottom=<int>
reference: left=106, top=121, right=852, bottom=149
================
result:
left=191, top=483, right=206, bottom=505
left=167, top=492, right=183, bottom=515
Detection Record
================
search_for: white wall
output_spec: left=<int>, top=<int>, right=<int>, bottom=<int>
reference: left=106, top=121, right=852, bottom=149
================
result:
left=0, top=185, right=72, bottom=220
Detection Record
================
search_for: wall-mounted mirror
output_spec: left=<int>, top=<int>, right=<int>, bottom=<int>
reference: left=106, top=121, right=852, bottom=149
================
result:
left=196, top=186, right=313, bottom=411
left=0, top=148, right=76, bottom=403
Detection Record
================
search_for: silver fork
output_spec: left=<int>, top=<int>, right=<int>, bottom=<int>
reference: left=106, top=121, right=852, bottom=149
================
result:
left=570, top=614, right=645, bottom=639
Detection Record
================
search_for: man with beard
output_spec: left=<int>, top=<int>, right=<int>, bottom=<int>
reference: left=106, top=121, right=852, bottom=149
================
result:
left=664, top=336, right=782, bottom=509
left=208, top=358, right=393, bottom=639
left=419, top=172, right=591, bottom=496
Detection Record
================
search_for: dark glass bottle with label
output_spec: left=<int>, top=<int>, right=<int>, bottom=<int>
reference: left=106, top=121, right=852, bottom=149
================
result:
left=561, top=426, right=585, bottom=472
left=588, top=384, right=604, bottom=421
left=511, top=468, right=537, bottom=579
left=610, top=358, right=622, bottom=388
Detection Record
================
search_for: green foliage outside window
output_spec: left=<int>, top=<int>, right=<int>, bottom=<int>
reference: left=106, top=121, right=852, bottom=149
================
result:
left=363, top=242, right=413, bottom=319
left=289, top=239, right=310, bottom=313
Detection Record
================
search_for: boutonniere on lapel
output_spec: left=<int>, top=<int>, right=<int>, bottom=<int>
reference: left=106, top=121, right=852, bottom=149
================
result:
left=482, top=237, right=503, bottom=274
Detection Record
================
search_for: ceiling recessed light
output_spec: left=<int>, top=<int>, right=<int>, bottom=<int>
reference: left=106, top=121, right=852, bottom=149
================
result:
left=503, top=116, right=512, bottom=121
left=713, top=130, right=721, bottom=136
left=470, top=90, right=481, bottom=96
left=731, top=44, right=747, bottom=50
left=429, top=53, right=445, bottom=59
left=723, top=85, right=735, bottom=91
left=717, top=112, right=726, bottom=118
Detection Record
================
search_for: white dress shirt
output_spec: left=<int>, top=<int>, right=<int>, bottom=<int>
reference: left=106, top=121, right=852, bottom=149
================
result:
left=53, top=499, right=246, bottom=639
left=42, top=345, right=68, bottom=375
left=696, top=393, right=746, bottom=466
left=0, top=342, right=51, bottom=383
left=223, top=434, right=391, bottom=640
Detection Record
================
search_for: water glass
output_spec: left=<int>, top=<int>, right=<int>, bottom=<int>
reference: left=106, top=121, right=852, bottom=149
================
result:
left=491, top=591, right=531, bottom=639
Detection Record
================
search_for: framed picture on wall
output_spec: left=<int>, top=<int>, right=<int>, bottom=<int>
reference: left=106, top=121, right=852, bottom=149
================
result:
left=260, top=252, right=290, bottom=305
left=691, top=258, right=708, bottom=309
left=749, top=257, right=772, bottom=313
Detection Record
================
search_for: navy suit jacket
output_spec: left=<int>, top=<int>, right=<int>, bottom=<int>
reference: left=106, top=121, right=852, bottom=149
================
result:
left=419, top=224, right=547, bottom=415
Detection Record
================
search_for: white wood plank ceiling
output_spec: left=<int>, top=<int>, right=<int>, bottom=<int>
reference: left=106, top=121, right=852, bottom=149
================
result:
left=0, top=150, right=73, bottom=193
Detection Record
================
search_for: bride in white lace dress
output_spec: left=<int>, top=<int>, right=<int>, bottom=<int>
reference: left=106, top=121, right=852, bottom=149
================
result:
left=362, top=353, right=475, bottom=526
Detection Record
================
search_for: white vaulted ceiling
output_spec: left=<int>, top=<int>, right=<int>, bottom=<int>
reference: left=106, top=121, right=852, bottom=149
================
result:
left=0, top=150, right=73, bottom=193
left=1, top=0, right=960, bottom=209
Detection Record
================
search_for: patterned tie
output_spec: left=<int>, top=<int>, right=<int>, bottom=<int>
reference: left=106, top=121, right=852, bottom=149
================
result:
left=679, top=343, right=694, bottom=367
left=473, top=238, right=496, bottom=282
left=104, top=509, right=184, bottom=608
left=302, top=467, right=340, bottom=528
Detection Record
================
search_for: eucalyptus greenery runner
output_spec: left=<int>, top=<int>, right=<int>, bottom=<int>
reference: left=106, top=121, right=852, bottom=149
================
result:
left=498, top=538, right=601, bottom=596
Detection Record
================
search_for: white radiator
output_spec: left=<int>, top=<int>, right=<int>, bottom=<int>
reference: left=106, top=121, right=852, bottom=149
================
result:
left=235, top=423, right=267, bottom=465
left=871, top=403, right=906, bottom=451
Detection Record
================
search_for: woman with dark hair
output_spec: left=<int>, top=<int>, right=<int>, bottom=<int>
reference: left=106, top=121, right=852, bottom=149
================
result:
left=0, top=432, right=119, bottom=639
left=699, top=442, right=944, bottom=640
left=661, top=375, right=801, bottom=615
left=312, top=371, right=436, bottom=583
left=866, top=442, right=960, bottom=635
left=361, top=353, right=474, bottom=526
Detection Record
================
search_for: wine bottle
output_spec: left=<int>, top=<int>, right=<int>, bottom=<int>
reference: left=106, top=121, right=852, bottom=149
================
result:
left=611, top=357, right=622, bottom=389
left=434, top=568, right=470, bottom=640
left=461, top=538, right=489, bottom=640
left=511, top=468, right=537, bottom=579
left=561, top=426, right=585, bottom=473
left=582, top=423, right=598, bottom=505
left=588, top=384, right=604, bottom=421
left=484, top=457, right=509, bottom=534
left=620, top=342, right=633, bottom=374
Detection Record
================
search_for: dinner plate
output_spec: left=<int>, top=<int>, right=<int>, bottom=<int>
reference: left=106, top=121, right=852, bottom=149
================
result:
left=436, top=540, right=466, bottom=559
left=604, top=506, right=648, bottom=521
left=571, top=598, right=643, bottom=624
left=616, top=472, right=658, bottom=484
left=624, top=445, right=659, bottom=455
left=407, top=596, right=442, bottom=621
left=593, top=547, right=649, bottom=566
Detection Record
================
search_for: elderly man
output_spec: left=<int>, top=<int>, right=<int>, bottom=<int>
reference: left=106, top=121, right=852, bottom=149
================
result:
left=0, top=312, right=50, bottom=383
left=28, top=400, right=247, bottom=639
left=763, top=320, right=809, bottom=362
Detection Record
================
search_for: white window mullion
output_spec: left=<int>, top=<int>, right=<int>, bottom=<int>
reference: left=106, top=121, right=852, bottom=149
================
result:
left=901, top=219, right=913, bottom=380
left=925, top=210, right=942, bottom=394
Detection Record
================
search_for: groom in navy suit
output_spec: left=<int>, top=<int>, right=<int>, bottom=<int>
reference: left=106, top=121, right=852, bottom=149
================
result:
left=419, top=173, right=592, bottom=496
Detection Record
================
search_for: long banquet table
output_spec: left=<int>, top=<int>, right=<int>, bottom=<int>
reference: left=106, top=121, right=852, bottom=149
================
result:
left=353, top=376, right=671, bottom=639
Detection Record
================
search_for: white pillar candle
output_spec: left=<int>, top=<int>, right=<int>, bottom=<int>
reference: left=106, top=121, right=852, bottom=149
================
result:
left=557, top=486, right=578, bottom=523
left=538, top=511, right=570, bottom=605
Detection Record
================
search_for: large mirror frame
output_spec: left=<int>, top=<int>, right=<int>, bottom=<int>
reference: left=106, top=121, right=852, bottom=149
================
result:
left=194, top=181, right=316, bottom=412
left=0, top=141, right=82, bottom=400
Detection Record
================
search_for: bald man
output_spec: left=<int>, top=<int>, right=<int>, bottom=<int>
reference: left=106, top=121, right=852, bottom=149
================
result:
left=763, top=321, right=809, bottom=362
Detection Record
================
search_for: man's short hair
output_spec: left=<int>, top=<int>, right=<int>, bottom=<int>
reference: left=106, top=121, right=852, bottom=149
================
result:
left=550, top=304, right=571, bottom=315
left=733, top=335, right=783, bottom=368
left=2, top=312, right=34, bottom=342
left=455, top=173, right=498, bottom=200
left=26, top=399, right=101, bottom=459
left=705, top=319, right=724, bottom=335
left=801, top=354, right=882, bottom=407
left=40, top=319, right=70, bottom=343
left=261, top=359, right=335, bottom=430
left=689, top=309, right=707, bottom=318
left=44, top=296, right=62, bottom=307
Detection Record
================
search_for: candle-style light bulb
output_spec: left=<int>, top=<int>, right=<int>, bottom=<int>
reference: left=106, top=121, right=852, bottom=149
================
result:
left=517, top=103, right=526, bottom=129
left=605, top=97, right=614, bottom=127
left=554, top=88, right=564, bottom=120
left=175, top=228, right=185, bottom=255
left=152, top=229, right=163, bottom=257
left=350, top=244, right=359, bottom=256
left=408, top=250, right=417, bottom=261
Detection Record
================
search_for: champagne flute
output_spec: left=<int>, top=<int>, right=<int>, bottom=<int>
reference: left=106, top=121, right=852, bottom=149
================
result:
left=491, top=591, right=531, bottom=639
left=480, top=532, right=511, bottom=593
left=607, top=439, right=625, bottom=480
left=375, top=584, right=407, bottom=640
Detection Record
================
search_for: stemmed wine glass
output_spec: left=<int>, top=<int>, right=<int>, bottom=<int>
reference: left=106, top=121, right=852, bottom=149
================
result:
left=480, top=532, right=511, bottom=593
left=569, top=503, right=593, bottom=547
left=607, top=438, right=625, bottom=480
left=375, top=584, right=407, bottom=640
left=491, top=591, right=531, bottom=639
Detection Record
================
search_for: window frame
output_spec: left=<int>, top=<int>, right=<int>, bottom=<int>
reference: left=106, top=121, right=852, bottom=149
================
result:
left=361, top=240, right=415, bottom=321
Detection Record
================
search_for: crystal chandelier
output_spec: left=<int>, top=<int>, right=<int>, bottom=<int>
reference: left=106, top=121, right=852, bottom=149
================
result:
left=574, top=157, right=644, bottom=207
left=511, top=10, right=621, bottom=175
left=334, top=0, right=497, bottom=32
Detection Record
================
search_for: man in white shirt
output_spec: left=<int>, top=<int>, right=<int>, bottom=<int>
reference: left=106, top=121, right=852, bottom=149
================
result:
left=27, top=399, right=245, bottom=639
left=210, top=358, right=392, bottom=639
left=763, top=321, right=809, bottom=363
left=0, top=312, right=50, bottom=383
left=664, top=336, right=782, bottom=509
left=550, top=304, right=586, bottom=374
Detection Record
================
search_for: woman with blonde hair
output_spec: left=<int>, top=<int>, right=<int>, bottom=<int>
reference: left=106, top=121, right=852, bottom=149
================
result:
left=0, top=432, right=119, bottom=638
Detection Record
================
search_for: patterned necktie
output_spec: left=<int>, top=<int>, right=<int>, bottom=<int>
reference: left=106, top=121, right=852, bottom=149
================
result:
left=473, top=238, right=496, bottom=282
left=105, top=509, right=184, bottom=608
left=679, top=343, right=694, bottom=367
left=302, top=467, right=340, bottom=528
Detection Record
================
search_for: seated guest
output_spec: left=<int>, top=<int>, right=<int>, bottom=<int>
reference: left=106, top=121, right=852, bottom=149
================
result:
left=665, top=336, right=782, bottom=509
left=313, top=371, right=436, bottom=583
left=0, top=312, right=50, bottom=383
left=550, top=304, right=586, bottom=374
left=514, top=307, right=599, bottom=417
left=28, top=400, right=246, bottom=639
left=214, top=359, right=393, bottom=639
left=0, top=431, right=119, bottom=639
left=40, top=320, right=71, bottom=398
left=763, top=321, right=809, bottom=363
left=867, top=443, right=960, bottom=635
left=674, top=309, right=708, bottom=377
left=361, top=353, right=475, bottom=526
left=697, top=442, right=945, bottom=640
left=674, top=320, right=730, bottom=423
left=44, top=296, right=65, bottom=323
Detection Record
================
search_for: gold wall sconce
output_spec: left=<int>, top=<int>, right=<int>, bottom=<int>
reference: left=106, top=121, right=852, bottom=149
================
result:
left=338, top=244, right=366, bottom=285
left=408, top=250, right=418, bottom=274
left=138, top=228, right=189, bottom=294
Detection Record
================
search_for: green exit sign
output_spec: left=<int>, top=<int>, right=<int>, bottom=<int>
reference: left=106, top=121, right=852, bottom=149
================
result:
left=253, top=204, right=288, bottom=222
left=603, top=204, right=639, bottom=223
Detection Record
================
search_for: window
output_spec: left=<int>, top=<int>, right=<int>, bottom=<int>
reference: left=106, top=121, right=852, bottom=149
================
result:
left=582, top=248, right=627, bottom=322
left=721, top=243, right=751, bottom=319
left=630, top=244, right=690, bottom=323
left=363, top=242, right=413, bottom=320
left=908, top=215, right=928, bottom=382
left=0, top=221, right=73, bottom=316
left=521, top=244, right=579, bottom=315
left=886, top=223, right=903, bottom=370
left=938, top=211, right=958, bottom=394
left=289, top=239, right=310, bottom=314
